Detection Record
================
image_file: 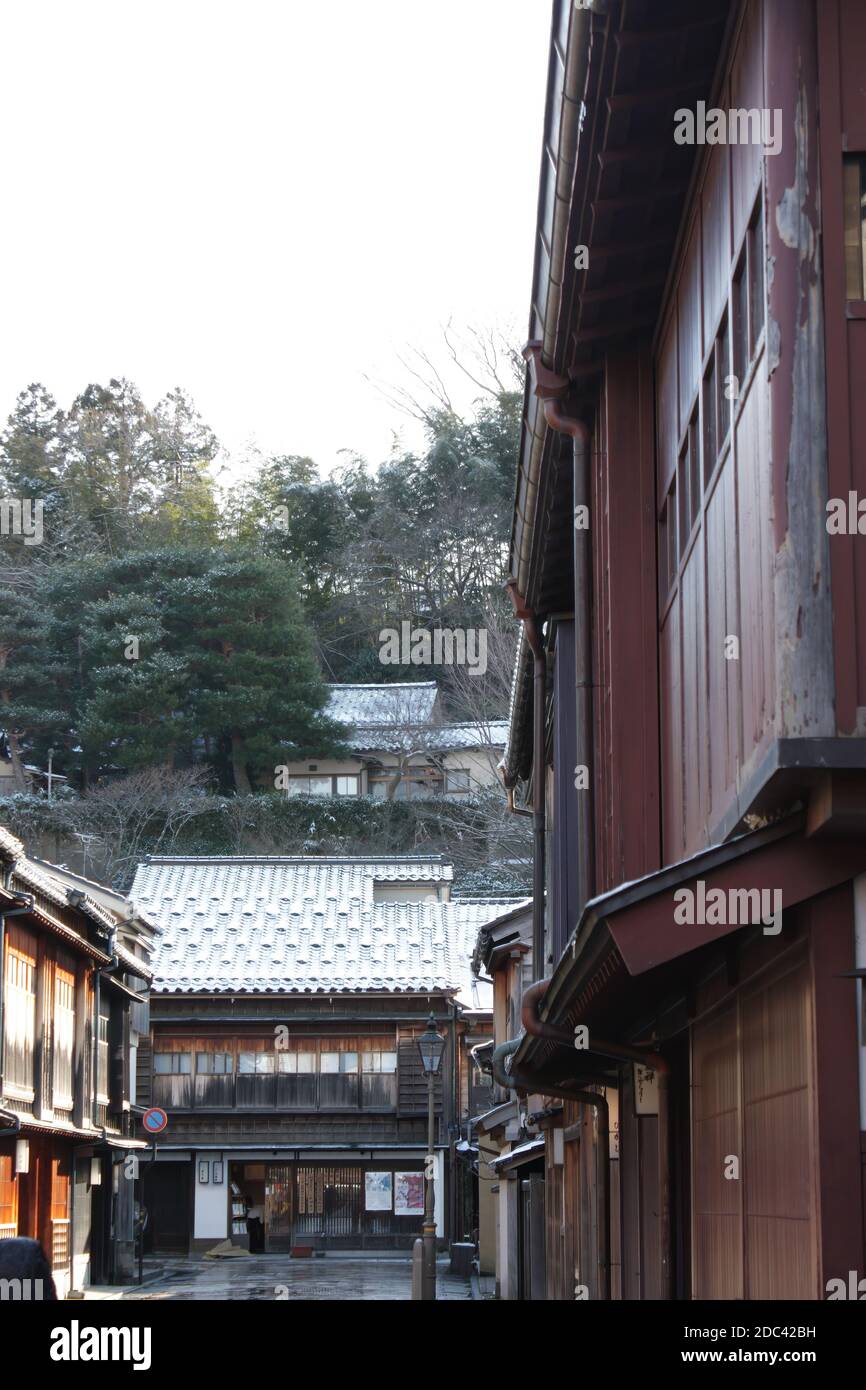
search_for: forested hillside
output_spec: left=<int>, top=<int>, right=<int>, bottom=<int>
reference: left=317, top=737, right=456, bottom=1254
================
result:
left=0, top=364, right=529, bottom=889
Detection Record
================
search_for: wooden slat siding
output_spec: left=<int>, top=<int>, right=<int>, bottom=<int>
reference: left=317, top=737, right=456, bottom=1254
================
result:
left=562, top=1099, right=579, bottom=1298
left=692, top=1003, right=743, bottom=1300
left=594, top=350, right=661, bottom=893
left=551, top=622, right=578, bottom=961
left=638, top=1112, right=661, bottom=1300
left=736, top=375, right=774, bottom=764
left=397, top=1029, right=442, bottom=1118
left=681, top=541, right=708, bottom=851
left=678, top=217, right=703, bottom=438
left=618, top=1067, right=640, bottom=1300
left=765, top=0, right=834, bottom=740
left=730, top=3, right=763, bottom=252
left=832, top=0, right=866, bottom=717
left=657, top=311, right=679, bottom=505
left=136, top=1035, right=153, bottom=1109
left=808, top=885, right=865, bottom=1293
left=691, top=941, right=819, bottom=1299
left=592, top=403, right=612, bottom=898
left=817, top=0, right=857, bottom=729
left=610, top=1144, right=622, bottom=1300
left=705, top=458, right=741, bottom=828
left=655, top=0, right=782, bottom=861
left=660, top=604, right=684, bottom=863
left=701, top=106, right=732, bottom=350
left=742, top=956, right=815, bottom=1298
left=544, top=1133, right=564, bottom=1300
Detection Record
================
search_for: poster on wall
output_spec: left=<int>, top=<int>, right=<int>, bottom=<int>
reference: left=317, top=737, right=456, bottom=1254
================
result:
left=364, top=1171, right=392, bottom=1212
left=394, top=1171, right=425, bottom=1215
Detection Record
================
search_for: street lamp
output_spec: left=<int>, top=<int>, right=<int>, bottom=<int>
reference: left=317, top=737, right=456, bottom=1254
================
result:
left=417, top=1013, right=445, bottom=1301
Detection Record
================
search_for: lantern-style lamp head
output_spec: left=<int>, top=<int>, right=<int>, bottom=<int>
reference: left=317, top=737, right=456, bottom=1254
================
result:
left=417, top=1013, right=446, bottom=1075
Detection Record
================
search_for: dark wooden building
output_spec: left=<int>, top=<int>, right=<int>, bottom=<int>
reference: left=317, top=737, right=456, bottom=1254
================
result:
left=494, top=0, right=866, bottom=1300
left=0, top=828, right=156, bottom=1294
left=130, top=853, right=525, bottom=1254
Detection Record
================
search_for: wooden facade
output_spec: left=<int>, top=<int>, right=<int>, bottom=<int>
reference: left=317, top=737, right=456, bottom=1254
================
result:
left=493, top=0, right=866, bottom=1301
left=0, top=832, right=154, bottom=1294
left=143, top=994, right=485, bottom=1253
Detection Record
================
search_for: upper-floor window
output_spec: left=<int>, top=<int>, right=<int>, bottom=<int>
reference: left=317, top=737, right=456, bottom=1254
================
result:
left=238, top=1051, right=275, bottom=1074
left=197, top=1052, right=233, bottom=1074
left=362, top=1051, right=397, bottom=1073
left=659, top=191, right=764, bottom=604
left=155, top=1036, right=401, bottom=1110
left=3, top=926, right=36, bottom=1095
left=445, top=769, right=471, bottom=794
left=96, top=1002, right=110, bottom=1106
left=53, top=956, right=76, bottom=1109
left=277, top=1051, right=316, bottom=1073
left=154, top=1052, right=191, bottom=1074
left=844, top=154, right=866, bottom=300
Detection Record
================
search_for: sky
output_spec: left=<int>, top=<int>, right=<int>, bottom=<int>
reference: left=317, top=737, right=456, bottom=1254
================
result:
left=0, top=1, right=551, bottom=478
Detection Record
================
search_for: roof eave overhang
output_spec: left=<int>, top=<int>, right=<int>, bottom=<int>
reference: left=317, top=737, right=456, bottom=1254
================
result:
left=508, top=0, right=735, bottom=764
left=518, top=811, right=866, bottom=1072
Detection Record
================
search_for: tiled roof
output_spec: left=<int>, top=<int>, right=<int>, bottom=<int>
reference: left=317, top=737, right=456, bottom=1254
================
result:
left=425, top=722, right=508, bottom=751
left=327, top=682, right=439, bottom=727
left=130, top=854, right=526, bottom=997
left=0, top=825, right=25, bottom=863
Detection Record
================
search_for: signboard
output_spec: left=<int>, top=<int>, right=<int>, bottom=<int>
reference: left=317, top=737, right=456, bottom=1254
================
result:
left=633, top=1064, right=659, bottom=1116
left=394, top=1171, right=425, bottom=1216
left=142, top=1107, right=168, bottom=1135
left=364, top=1172, right=392, bottom=1212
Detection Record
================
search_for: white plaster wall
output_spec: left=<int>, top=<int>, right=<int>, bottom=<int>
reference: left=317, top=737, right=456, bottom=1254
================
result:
left=193, top=1157, right=228, bottom=1240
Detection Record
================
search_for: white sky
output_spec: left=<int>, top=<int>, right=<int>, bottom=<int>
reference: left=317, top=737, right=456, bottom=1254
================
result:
left=0, top=1, right=550, bottom=478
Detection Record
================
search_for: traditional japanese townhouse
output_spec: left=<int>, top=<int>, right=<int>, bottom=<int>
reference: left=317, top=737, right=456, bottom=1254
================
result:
left=469, top=903, right=540, bottom=1299
left=129, top=852, right=527, bottom=1254
left=0, top=828, right=156, bottom=1294
left=496, top=0, right=866, bottom=1301
left=273, top=682, right=507, bottom=801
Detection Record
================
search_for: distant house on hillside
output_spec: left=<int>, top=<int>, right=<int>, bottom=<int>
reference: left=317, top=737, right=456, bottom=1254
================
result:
left=274, top=682, right=507, bottom=800
left=129, top=851, right=528, bottom=1254
left=0, top=733, right=67, bottom=796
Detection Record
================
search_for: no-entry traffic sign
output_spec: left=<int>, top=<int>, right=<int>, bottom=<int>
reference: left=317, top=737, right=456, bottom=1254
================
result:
left=142, top=1107, right=168, bottom=1134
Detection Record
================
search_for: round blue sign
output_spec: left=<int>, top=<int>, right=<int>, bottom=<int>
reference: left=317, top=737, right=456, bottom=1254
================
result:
left=142, top=1107, right=168, bottom=1134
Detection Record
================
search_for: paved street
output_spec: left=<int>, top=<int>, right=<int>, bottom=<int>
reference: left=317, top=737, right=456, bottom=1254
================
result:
left=109, top=1255, right=473, bottom=1302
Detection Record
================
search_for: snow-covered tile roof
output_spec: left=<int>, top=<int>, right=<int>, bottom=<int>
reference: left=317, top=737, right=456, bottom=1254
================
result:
left=327, top=682, right=439, bottom=727
left=130, top=853, right=527, bottom=997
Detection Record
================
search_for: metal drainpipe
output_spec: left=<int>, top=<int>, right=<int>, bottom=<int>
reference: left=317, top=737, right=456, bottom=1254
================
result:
left=521, top=979, right=672, bottom=1301
left=505, top=581, right=547, bottom=976
left=491, top=1040, right=610, bottom=1299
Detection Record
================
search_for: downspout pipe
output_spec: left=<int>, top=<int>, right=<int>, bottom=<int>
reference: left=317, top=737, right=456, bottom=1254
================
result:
left=523, top=342, right=595, bottom=919
left=521, top=979, right=672, bottom=1301
left=491, top=1039, right=610, bottom=1300
left=505, top=582, right=547, bottom=976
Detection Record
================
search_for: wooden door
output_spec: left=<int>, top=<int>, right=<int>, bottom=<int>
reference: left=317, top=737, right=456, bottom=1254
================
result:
left=691, top=950, right=817, bottom=1298
left=143, top=1162, right=191, bottom=1253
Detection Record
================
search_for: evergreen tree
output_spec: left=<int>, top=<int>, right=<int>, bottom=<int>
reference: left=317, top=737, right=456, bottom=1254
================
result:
left=0, top=583, right=69, bottom=784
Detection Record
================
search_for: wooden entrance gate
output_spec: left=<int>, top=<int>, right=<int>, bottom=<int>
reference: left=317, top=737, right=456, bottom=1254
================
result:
left=265, top=1164, right=365, bottom=1248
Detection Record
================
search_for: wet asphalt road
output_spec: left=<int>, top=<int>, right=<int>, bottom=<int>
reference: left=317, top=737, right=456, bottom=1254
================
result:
left=118, top=1254, right=473, bottom=1301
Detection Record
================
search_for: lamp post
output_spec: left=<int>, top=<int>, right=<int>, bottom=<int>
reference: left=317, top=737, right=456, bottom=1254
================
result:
left=417, top=1013, right=445, bottom=1301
